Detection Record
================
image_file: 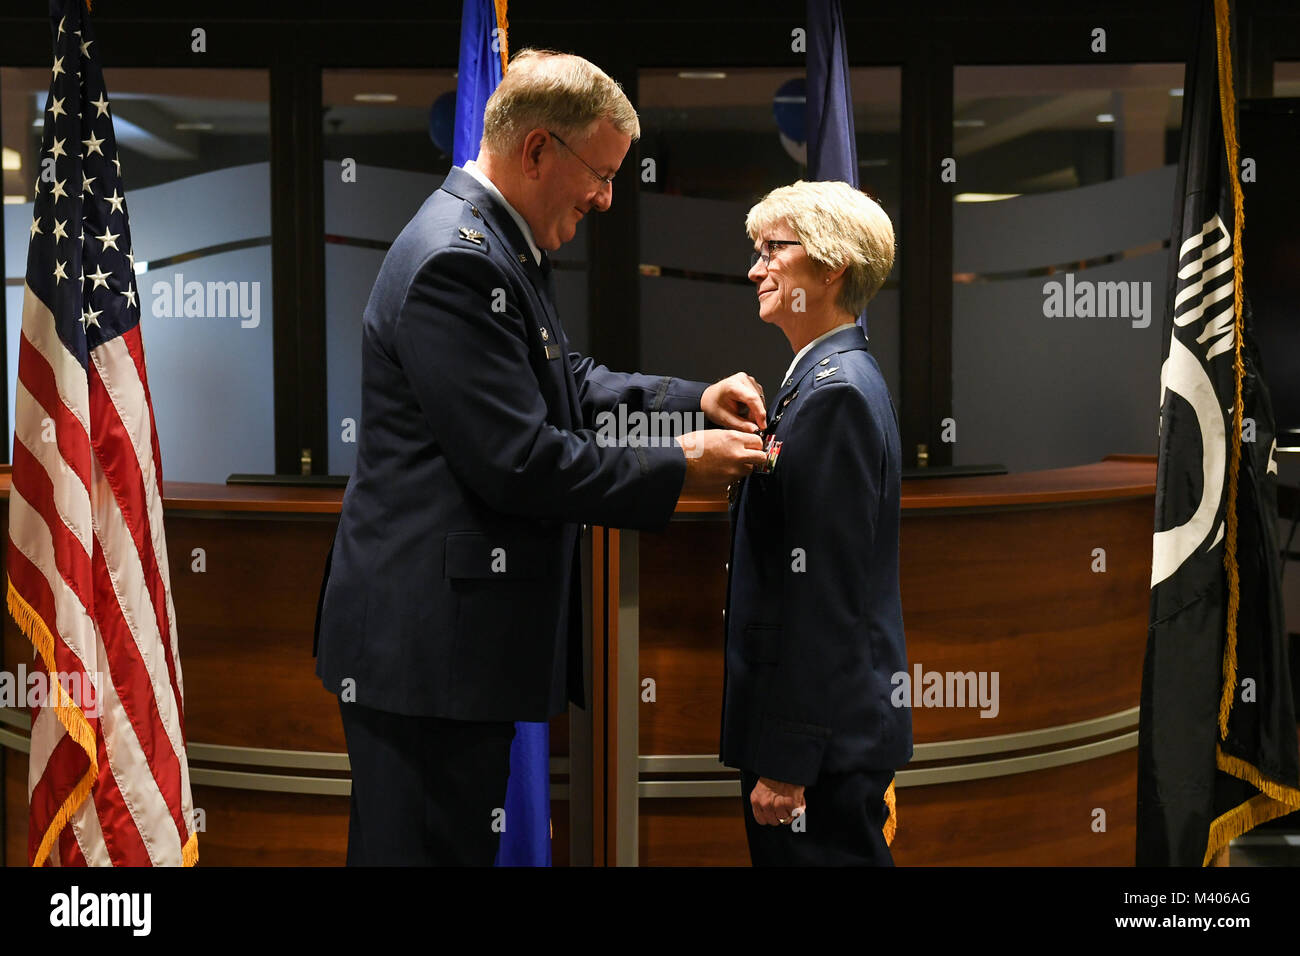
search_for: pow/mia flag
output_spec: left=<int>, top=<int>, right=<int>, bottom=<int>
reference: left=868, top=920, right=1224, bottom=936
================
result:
left=1137, top=0, right=1300, bottom=866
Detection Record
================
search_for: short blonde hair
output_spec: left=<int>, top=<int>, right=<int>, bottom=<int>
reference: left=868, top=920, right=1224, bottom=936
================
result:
left=745, top=180, right=896, bottom=315
left=481, top=48, right=640, bottom=156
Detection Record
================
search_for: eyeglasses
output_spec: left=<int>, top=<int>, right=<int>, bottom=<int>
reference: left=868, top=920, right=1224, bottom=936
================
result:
left=749, top=239, right=802, bottom=270
left=548, top=130, right=614, bottom=190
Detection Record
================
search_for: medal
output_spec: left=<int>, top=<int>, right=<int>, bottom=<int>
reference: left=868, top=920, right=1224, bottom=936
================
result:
left=754, top=435, right=783, bottom=475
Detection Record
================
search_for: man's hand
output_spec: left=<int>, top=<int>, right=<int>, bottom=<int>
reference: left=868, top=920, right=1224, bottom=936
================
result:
left=675, top=429, right=768, bottom=497
left=702, top=372, right=767, bottom=433
left=750, top=777, right=806, bottom=826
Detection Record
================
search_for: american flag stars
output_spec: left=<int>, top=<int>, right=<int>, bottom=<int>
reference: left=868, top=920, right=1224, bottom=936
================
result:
left=30, top=16, right=141, bottom=353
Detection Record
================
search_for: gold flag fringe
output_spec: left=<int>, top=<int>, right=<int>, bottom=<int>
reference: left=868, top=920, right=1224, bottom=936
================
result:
left=883, top=779, right=897, bottom=846
left=7, top=576, right=199, bottom=866
left=1205, top=749, right=1300, bottom=865
left=1214, top=0, right=1247, bottom=744
left=7, top=576, right=98, bottom=867
left=1201, top=0, right=1300, bottom=865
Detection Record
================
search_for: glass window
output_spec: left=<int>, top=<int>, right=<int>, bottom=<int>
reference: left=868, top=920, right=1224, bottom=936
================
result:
left=636, top=67, right=903, bottom=412
left=3, top=67, right=272, bottom=483
left=322, top=69, right=451, bottom=477
left=951, top=64, right=1184, bottom=473
left=1275, top=61, right=1300, bottom=96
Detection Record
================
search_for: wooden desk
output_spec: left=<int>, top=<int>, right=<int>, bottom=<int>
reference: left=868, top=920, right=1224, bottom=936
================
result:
left=0, top=456, right=1154, bottom=866
left=628, top=456, right=1155, bottom=865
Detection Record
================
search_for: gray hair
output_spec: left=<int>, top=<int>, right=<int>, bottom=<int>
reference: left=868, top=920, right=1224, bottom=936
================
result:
left=745, top=180, right=896, bottom=315
left=480, top=48, right=640, bottom=156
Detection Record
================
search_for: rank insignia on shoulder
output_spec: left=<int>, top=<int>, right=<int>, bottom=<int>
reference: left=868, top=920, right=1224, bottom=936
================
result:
left=754, top=434, right=783, bottom=475
left=814, top=365, right=840, bottom=381
left=458, top=227, right=485, bottom=245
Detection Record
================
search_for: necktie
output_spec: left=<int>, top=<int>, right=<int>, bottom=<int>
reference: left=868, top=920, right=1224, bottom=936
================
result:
left=539, top=252, right=556, bottom=303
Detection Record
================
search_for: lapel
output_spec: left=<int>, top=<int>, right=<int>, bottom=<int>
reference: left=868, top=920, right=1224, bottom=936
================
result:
left=769, top=324, right=870, bottom=412
left=439, top=166, right=582, bottom=425
left=440, top=166, right=551, bottom=307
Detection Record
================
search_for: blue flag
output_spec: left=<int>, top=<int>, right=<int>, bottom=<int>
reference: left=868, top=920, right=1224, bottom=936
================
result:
left=806, top=0, right=866, bottom=334
left=452, top=0, right=552, bottom=867
left=453, top=0, right=504, bottom=169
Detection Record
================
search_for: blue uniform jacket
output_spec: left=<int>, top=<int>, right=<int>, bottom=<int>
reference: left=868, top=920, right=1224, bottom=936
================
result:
left=721, top=325, right=913, bottom=785
left=315, top=166, right=707, bottom=721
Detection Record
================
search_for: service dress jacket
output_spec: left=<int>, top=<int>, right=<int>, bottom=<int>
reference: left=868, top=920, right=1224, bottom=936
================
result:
left=315, top=166, right=708, bottom=722
left=721, top=325, right=913, bottom=785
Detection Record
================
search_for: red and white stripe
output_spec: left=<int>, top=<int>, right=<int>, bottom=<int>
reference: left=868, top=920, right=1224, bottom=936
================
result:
left=10, top=284, right=195, bottom=867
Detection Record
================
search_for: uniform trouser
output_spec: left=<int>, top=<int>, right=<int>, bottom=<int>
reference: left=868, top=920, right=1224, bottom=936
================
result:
left=338, top=697, right=516, bottom=866
left=740, top=768, right=895, bottom=866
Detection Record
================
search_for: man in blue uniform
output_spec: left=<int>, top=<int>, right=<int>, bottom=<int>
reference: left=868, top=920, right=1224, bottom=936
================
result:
left=723, top=180, right=912, bottom=866
left=314, top=49, right=769, bottom=865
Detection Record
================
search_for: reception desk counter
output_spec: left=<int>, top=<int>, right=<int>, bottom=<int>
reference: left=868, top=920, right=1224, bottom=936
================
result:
left=0, top=456, right=1155, bottom=866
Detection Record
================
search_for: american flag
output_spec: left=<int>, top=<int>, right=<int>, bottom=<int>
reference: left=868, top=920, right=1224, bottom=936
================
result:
left=7, top=0, right=196, bottom=866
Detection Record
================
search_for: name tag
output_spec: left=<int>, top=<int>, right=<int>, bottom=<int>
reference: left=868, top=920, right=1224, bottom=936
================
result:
left=544, top=344, right=562, bottom=360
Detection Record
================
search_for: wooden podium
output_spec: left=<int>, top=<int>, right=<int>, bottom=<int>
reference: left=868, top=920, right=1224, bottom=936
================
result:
left=0, top=456, right=1154, bottom=866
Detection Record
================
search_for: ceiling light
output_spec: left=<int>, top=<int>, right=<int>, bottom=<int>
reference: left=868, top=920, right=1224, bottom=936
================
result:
left=953, top=118, right=986, bottom=128
left=2, top=147, right=19, bottom=170
left=955, top=192, right=1021, bottom=203
left=1096, top=113, right=1115, bottom=123
left=677, top=71, right=726, bottom=80
left=354, top=93, right=398, bottom=103
left=174, top=122, right=213, bottom=131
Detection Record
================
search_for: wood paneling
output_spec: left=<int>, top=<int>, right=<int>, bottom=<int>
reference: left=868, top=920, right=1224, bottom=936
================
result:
left=637, top=497, right=1150, bottom=755
left=899, top=498, right=1151, bottom=741
left=639, top=797, right=748, bottom=867
left=164, top=513, right=342, bottom=751
left=639, top=521, right=729, bottom=756
left=889, top=748, right=1138, bottom=866
left=636, top=747, right=1137, bottom=867
left=188, top=787, right=348, bottom=866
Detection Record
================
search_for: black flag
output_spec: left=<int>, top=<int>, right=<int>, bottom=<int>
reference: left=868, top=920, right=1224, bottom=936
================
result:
left=1137, top=0, right=1300, bottom=866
